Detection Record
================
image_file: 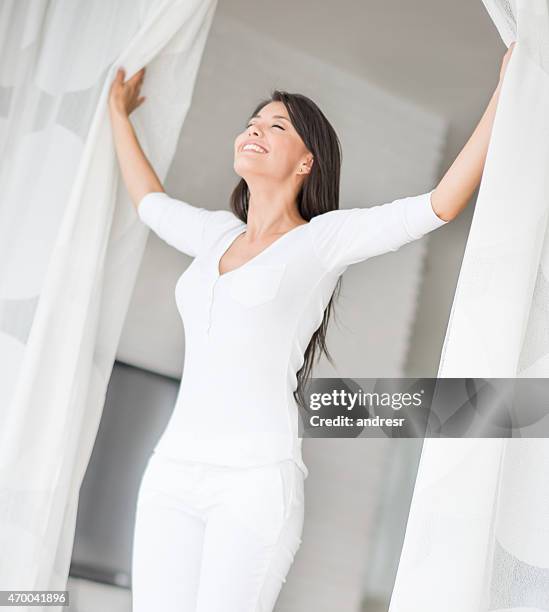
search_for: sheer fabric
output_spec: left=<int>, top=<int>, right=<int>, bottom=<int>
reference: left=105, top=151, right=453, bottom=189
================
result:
left=0, top=0, right=217, bottom=601
left=389, top=1, right=549, bottom=610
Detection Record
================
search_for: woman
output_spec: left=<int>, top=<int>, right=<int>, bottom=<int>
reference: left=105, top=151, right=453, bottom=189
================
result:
left=109, top=42, right=514, bottom=612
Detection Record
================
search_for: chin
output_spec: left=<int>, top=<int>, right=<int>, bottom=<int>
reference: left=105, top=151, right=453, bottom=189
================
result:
left=234, top=158, right=264, bottom=177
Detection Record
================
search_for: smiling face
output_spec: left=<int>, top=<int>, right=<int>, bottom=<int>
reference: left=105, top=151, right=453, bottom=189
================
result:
left=234, top=101, right=313, bottom=182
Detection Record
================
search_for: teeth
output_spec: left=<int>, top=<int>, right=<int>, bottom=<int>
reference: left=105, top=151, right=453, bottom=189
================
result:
left=243, top=143, right=267, bottom=153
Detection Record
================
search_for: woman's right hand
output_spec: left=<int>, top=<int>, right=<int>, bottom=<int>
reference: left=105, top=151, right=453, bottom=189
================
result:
left=108, top=67, right=146, bottom=117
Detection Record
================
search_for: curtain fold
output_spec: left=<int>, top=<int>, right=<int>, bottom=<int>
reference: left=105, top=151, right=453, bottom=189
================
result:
left=0, top=0, right=218, bottom=603
left=389, top=1, right=549, bottom=610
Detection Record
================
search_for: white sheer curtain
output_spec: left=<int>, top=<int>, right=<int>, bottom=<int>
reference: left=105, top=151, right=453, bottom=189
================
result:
left=389, top=1, right=549, bottom=610
left=0, top=0, right=217, bottom=602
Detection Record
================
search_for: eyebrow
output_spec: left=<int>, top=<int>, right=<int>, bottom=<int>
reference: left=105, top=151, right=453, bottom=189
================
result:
left=249, top=114, right=290, bottom=122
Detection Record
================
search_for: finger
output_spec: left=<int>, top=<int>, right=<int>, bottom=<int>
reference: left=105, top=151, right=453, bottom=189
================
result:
left=132, top=68, right=144, bottom=83
left=129, top=70, right=143, bottom=86
left=137, top=96, right=146, bottom=107
left=116, top=67, right=125, bottom=81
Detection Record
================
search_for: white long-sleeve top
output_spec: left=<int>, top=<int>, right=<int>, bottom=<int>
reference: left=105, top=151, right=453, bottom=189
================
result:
left=138, top=190, right=449, bottom=479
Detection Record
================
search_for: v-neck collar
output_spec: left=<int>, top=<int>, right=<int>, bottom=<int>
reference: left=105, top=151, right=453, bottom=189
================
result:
left=215, top=222, right=309, bottom=280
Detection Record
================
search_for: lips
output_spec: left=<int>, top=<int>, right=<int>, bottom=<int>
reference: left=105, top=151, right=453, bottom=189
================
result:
left=240, top=141, right=269, bottom=153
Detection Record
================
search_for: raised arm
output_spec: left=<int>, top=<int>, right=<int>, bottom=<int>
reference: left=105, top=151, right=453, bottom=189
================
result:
left=309, top=44, right=516, bottom=273
left=107, top=66, right=234, bottom=258
left=431, top=42, right=515, bottom=221
left=108, top=66, right=162, bottom=209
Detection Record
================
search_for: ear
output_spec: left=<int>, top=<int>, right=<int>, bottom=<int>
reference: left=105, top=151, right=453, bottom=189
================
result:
left=300, top=156, right=314, bottom=175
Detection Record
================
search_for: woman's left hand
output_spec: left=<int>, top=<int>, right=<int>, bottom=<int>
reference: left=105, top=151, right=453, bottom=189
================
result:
left=499, top=42, right=516, bottom=82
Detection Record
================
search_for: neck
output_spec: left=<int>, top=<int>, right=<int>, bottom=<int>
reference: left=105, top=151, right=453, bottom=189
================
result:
left=244, top=176, right=305, bottom=236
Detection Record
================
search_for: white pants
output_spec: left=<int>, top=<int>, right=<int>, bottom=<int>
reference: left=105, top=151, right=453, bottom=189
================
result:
left=131, top=451, right=305, bottom=612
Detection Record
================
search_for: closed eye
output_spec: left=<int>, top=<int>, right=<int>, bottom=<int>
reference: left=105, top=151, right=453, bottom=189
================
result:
left=246, top=123, right=285, bottom=130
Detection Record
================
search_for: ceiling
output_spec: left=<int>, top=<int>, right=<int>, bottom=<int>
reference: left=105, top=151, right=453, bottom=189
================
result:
left=218, top=0, right=506, bottom=142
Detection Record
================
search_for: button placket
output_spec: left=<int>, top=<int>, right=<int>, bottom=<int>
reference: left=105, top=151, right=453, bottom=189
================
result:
left=206, top=275, right=219, bottom=335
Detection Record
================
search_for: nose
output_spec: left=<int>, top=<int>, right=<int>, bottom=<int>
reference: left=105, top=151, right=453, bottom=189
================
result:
left=248, top=123, right=262, bottom=137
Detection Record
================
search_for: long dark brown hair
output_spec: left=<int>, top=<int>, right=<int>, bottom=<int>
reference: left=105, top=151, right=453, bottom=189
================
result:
left=229, top=90, right=343, bottom=411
